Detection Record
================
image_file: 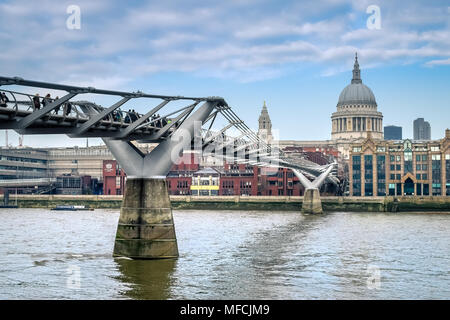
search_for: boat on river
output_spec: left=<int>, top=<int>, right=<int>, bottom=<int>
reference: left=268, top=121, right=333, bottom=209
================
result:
left=51, top=205, right=94, bottom=211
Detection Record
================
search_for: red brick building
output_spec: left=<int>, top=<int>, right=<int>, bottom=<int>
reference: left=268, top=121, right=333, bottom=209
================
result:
left=167, top=153, right=200, bottom=195
left=103, top=160, right=126, bottom=195
left=102, top=153, right=329, bottom=197
left=257, top=167, right=304, bottom=196
left=219, top=163, right=258, bottom=196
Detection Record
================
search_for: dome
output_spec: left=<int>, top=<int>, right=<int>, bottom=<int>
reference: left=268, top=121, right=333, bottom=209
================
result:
left=338, top=83, right=377, bottom=107
left=337, top=53, right=377, bottom=107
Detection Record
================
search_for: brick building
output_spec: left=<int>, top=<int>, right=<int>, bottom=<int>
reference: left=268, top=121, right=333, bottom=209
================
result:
left=220, top=163, right=258, bottom=196
left=257, top=167, right=304, bottom=196
left=103, top=160, right=126, bottom=195
left=349, top=129, right=450, bottom=196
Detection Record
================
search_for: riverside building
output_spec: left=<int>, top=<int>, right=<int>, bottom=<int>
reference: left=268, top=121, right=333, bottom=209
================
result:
left=349, top=129, right=450, bottom=196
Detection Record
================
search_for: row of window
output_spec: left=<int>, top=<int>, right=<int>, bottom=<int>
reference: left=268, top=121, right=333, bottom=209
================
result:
left=353, top=147, right=443, bottom=154
left=0, top=156, right=47, bottom=164
left=0, top=165, right=47, bottom=172
left=354, top=183, right=435, bottom=196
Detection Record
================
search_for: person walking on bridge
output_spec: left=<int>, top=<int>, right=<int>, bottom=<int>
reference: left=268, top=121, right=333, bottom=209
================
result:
left=0, top=92, right=8, bottom=107
left=33, top=94, right=41, bottom=110
left=54, top=96, right=60, bottom=114
left=42, top=94, right=51, bottom=107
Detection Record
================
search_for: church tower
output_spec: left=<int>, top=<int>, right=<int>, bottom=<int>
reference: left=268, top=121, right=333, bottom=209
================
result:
left=258, top=101, right=273, bottom=143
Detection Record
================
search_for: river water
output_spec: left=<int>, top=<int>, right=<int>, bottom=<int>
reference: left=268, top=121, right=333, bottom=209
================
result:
left=0, top=208, right=449, bottom=300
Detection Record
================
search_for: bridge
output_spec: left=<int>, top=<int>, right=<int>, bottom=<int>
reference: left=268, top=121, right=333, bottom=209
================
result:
left=0, top=75, right=337, bottom=259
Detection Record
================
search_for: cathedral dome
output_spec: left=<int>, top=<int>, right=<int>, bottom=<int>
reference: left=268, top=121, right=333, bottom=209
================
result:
left=337, top=53, right=377, bottom=107
left=338, top=83, right=377, bottom=107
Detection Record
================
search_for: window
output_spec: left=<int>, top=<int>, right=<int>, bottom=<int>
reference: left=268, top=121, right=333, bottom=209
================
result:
left=396, top=174, right=401, bottom=180
left=353, top=147, right=361, bottom=152
left=432, top=154, right=441, bottom=161
left=431, top=146, right=440, bottom=152
left=377, top=146, right=385, bottom=152
left=396, top=164, right=401, bottom=171
left=416, top=155, right=421, bottom=162
left=422, top=173, right=428, bottom=180
left=377, top=155, right=386, bottom=196
left=390, top=164, right=395, bottom=171
left=390, top=155, right=395, bottom=162
left=446, top=155, right=450, bottom=196
left=364, top=155, right=373, bottom=184
left=388, top=183, right=396, bottom=196
left=396, top=155, right=401, bottom=162
left=422, top=155, right=427, bottom=161
left=352, top=155, right=362, bottom=196
left=416, top=174, right=421, bottom=180
left=432, top=155, right=441, bottom=195
left=390, top=174, right=395, bottom=180
left=416, top=164, right=421, bottom=171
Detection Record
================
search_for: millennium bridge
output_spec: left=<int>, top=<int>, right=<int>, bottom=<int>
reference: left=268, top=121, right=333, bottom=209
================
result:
left=0, top=75, right=336, bottom=259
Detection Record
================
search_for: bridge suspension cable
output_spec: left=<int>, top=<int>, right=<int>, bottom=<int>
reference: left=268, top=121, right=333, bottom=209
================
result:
left=0, top=75, right=337, bottom=185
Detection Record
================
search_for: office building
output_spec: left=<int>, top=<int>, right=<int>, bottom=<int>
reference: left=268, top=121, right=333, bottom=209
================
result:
left=384, top=125, right=402, bottom=140
left=413, top=118, right=431, bottom=140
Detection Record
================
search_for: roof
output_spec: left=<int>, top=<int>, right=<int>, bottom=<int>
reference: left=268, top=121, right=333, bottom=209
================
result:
left=338, top=83, right=377, bottom=106
left=193, top=167, right=221, bottom=176
left=337, top=53, right=377, bottom=107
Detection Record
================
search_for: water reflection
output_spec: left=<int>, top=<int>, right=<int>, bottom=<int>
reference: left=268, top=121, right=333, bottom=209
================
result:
left=115, top=258, right=176, bottom=300
left=0, top=209, right=449, bottom=299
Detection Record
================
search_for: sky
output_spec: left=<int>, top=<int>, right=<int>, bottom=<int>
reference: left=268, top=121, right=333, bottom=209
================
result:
left=0, top=0, right=449, bottom=147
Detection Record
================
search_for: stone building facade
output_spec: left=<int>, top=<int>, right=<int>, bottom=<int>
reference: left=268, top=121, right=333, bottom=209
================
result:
left=331, top=53, right=383, bottom=157
left=349, top=129, right=450, bottom=197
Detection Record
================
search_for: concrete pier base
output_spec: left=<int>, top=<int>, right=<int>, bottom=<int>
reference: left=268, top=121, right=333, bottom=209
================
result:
left=302, top=188, right=323, bottom=214
left=113, top=178, right=179, bottom=259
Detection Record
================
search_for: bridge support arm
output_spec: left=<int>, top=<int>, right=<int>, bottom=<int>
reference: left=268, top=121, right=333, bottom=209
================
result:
left=103, top=100, right=217, bottom=178
left=103, top=100, right=217, bottom=259
left=292, top=164, right=335, bottom=214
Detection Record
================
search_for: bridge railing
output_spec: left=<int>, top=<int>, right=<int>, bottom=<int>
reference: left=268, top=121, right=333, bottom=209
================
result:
left=0, top=75, right=339, bottom=185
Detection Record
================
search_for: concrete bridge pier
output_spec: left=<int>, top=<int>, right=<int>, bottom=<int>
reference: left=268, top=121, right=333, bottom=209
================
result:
left=301, top=188, right=323, bottom=214
left=113, top=178, right=178, bottom=259
left=293, top=164, right=335, bottom=215
left=104, top=100, right=218, bottom=259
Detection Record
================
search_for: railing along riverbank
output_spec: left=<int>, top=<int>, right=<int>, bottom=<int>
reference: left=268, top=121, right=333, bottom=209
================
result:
left=1, top=194, right=450, bottom=212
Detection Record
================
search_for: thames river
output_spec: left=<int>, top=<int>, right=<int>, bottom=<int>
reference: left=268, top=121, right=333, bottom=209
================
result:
left=0, top=208, right=449, bottom=299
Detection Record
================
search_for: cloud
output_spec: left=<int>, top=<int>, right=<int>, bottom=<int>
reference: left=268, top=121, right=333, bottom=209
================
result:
left=425, top=58, right=450, bottom=66
left=0, top=0, right=449, bottom=86
left=234, top=19, right=346, bottom=39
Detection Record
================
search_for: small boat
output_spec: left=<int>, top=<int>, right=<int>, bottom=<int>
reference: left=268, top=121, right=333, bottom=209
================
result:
left=51, top=205, right=94, bottom=211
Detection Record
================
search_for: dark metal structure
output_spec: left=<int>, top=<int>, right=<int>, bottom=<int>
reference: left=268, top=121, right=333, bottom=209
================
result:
left=0, top=75, right=337, bottom=186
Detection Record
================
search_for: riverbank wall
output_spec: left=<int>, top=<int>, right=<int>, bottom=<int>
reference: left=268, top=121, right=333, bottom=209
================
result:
left=1, top=195, right=450, bottom=212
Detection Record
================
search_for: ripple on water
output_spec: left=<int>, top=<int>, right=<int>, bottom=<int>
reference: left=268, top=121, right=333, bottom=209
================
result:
left=0, top=209, right=449, bottom=299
